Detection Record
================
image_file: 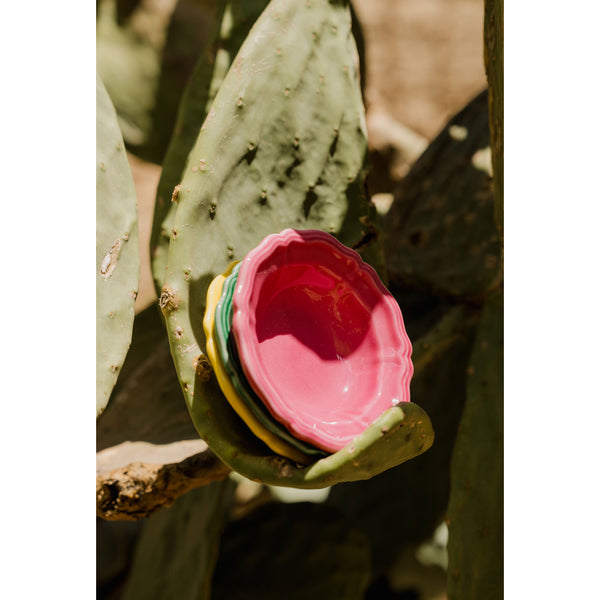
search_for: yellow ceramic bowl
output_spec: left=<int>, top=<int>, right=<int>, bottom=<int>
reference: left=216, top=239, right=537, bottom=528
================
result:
left=203, top=261, right=313, bottom=465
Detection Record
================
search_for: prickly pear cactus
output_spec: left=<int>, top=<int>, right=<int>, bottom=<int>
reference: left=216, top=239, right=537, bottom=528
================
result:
left=445, top=3, right=503, bottom=595
left=159, top=0, right=380, bottom=302
left=157, top=0, right=417, bottom=487
left=96, top=73, right=140, bottom=417
left=192, top=382, right=432, bottom=488
left=96, top=0, right=219, bottom=163
left=383, top=90, right=501, bottom=300
left=446, top=291, right=503, bottom=600
left=95, top=1, right=505, bottom=596
left=151, top=0, right=271, bottom=294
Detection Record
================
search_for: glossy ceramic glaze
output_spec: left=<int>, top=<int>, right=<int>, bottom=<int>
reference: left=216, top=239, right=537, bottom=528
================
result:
left=232, top=229, right=414, bottom=452
left=203, top=262, right=314, bottom=464
left=214, top=263, right=327, bottom=460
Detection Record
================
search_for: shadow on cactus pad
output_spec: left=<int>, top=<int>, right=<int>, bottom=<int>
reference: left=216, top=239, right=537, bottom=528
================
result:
left=189, top=368, right=433, bottom=489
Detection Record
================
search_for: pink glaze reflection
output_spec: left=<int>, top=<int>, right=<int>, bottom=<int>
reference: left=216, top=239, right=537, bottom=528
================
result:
left=232, top=229, right=413, bottom=453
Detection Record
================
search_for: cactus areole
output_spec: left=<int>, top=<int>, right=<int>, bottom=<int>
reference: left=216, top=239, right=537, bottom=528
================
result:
left=205, top=229, right=414, bottom=454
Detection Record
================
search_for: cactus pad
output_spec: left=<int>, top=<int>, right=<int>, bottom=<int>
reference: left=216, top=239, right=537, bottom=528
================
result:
left=96, top=0, right=220, bottom=163
left=383, top=91, right=501, bottom=300
left=151, top=0, right=271, bottom=294
left=122, top=480, right=236, bottom=600
left=159, top=0, right=410, bottom=487
left=446, top=291, right=503, bottom=599
left=96, top=73, right=140, bottom=417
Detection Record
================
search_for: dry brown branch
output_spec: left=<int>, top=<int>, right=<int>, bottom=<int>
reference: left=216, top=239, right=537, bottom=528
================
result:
left=97, top=440, right=231, bottom=521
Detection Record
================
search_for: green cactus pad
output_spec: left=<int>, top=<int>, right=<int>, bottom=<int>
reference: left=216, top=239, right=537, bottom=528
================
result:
left=383, top=90, right=502, bottom=300
left=96, top=0, right=220, bottom=163
left=212, top=502, right=371, bottom=600
left=121, top=479, right=236, bottom=600
left=96, top=73, right=140, bottom=417
left=446, top=291, right=503, bottom=600
left=96, top=302, right=200, bottom=452
left=189, top=361, right=432, bottom=488
left=151, top=0, right=271, bottom=294
left=159, top=0, right=404, bottom=487
left=102, top=303, right=167, bottom=406
left=160, top=0, right=379, bottom=309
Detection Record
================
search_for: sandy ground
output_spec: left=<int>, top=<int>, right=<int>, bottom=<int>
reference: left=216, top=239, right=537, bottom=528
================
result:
left=354, top=0, right=486, bottom=139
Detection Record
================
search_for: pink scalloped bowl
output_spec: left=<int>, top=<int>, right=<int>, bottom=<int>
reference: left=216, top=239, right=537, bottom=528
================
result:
left=231, top=229, right=413, bottom=453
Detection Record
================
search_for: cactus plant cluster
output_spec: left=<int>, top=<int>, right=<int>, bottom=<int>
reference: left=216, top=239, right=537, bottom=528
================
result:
left=97, top=0, right=502, bottom=597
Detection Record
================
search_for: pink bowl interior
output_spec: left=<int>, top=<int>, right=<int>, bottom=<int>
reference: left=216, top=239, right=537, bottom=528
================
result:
left=232, top=229, right=413, bottom=452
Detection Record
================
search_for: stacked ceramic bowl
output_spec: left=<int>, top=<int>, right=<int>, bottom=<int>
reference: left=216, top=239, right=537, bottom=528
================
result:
left=203, top=229, right=414, bottom=465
